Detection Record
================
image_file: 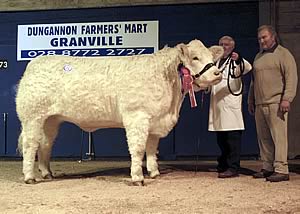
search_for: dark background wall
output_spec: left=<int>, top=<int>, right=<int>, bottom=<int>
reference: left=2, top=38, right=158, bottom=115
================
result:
left=0, top=2, right=259, bottom=159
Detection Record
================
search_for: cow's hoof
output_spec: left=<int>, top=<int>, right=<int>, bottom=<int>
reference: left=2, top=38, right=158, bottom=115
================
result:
left=25, top=178, right=37, bottom=184
left=131, top=180, right=145, bottom=186
left=149, top=170, right=160, bottom=179
left=43, top=174, right=54, bottom=180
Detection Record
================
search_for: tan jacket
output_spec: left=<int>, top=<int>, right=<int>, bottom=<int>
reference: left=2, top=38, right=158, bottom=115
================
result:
left=248, top=45, right=298, bottom=105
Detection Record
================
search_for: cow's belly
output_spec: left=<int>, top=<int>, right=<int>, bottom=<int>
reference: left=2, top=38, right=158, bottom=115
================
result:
left=77, top=121, right=123, bottom=132
left=61, top=115, right=123, bottom=132
left=54, top=99, right=123, bottom=132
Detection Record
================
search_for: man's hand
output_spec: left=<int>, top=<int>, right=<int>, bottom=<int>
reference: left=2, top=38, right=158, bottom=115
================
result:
left=231, top=52, right=239, bottom=61
left=248, top=103, right=255, bottom=115
left=280, top=100, right=290, bottom=113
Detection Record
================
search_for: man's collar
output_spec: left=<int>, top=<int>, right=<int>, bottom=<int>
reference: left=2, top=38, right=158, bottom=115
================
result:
left=262, top=43, right=278, bottom=53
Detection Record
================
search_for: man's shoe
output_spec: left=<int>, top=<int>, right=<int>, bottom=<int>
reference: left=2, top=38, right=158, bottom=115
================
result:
left=266, top=172, right=289, bottom=182
left=253, top=169, right=274, bottom=178
left=216, top=166, right=227, bottom=173
left=216, top=162, right=228, bottom=173
left=218, top=169, right=239, bottom=178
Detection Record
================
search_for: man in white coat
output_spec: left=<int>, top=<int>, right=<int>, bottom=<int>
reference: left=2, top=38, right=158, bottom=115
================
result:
left=208, top=36, right=252, bottom=178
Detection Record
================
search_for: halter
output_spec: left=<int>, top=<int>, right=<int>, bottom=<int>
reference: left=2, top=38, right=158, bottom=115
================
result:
left=192, top=63, right=215, bottom=79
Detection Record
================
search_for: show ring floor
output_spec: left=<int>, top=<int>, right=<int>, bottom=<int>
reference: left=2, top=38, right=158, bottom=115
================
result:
left=0, top=159, right=299, bottom=213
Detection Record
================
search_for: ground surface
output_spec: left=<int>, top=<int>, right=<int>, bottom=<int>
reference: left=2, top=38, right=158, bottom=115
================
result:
left=0, top=159, right=299, bottom=214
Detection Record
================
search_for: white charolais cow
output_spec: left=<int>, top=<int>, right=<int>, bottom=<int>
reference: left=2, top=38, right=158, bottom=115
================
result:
left=16, top=39, right=223, bottom=185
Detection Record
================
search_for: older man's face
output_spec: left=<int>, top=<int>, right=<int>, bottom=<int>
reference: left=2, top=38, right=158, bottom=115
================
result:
left=258, top=29, right=276, bottom=50
left=219, top=39, right=234, bottom=58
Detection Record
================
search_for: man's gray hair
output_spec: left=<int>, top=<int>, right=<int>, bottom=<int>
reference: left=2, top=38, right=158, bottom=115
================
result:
left=219, top=35, right=235, bottom=47
left=257, top=25, right=279, bottom=43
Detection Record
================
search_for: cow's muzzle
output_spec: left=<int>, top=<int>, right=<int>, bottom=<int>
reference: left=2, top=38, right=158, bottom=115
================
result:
left=214, top=70, right=221, bottom=76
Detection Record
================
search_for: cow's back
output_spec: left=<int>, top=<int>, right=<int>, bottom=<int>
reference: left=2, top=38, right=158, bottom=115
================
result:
left=16, top=50, right=182, bottom=131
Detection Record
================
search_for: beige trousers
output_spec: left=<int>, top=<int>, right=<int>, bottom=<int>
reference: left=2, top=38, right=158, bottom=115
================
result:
left=255, top=104, right=289, bottom=174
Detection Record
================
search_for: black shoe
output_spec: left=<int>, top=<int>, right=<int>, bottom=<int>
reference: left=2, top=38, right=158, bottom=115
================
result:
left=218, top=169, right=239, bottom=178
left=217, top=163, right=228, bottom=173
left=217, top=166, right=227, bottom=173
left=266, top=172, right=289, bottom=182
left=253, top=169, right=274, bottom=178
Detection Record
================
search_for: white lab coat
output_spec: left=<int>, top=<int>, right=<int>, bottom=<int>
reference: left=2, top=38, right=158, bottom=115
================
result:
left=208, top=57, right=252, bottom=131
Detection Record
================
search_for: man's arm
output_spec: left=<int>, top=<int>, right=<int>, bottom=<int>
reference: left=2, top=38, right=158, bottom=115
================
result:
left=280, top=49, right=298, bottom=112
left=248, top=78, right=255, bottom=115
left=281, top=49, right=298, bottom=103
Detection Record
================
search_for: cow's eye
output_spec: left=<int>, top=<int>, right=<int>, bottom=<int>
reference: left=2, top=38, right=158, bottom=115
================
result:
left=193, top=57, right=199, bottom=61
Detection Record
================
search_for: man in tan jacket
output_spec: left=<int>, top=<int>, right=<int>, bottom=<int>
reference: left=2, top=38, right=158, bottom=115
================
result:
left=248, top=25, right=298, bottom=182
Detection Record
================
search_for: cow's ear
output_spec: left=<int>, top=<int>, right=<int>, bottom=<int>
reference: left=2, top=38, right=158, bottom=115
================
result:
left=177, top=43, right=189, bottom=57
left=209, top=45, right=224, bottom=62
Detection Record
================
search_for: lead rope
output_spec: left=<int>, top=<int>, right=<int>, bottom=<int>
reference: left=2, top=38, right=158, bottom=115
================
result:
left=179, top=65, right=202, bottom=173
left=195, top=91, right=205, bottom=174
left=227, top=58, right=245, bottom=96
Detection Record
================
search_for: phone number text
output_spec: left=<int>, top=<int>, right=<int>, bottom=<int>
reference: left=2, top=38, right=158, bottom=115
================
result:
left=21, top=48, right=154, bottom=59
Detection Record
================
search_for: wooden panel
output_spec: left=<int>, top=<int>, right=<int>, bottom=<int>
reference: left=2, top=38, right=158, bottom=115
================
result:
left=275, top=1, right=300, bottom=158
left=0, top=0, right=255, bottom=11
left=277, top=0, right=300, bottom=33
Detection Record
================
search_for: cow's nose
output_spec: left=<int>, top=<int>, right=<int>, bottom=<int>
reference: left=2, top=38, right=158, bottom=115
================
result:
left=214, top=71, right=220, bottom=76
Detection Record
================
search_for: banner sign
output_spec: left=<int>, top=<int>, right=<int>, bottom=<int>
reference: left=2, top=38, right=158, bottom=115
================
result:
left=17, top=20, right=159, bottom=61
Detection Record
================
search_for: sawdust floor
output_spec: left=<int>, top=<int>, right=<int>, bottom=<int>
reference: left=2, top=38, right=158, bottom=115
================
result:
left=0, top=159, right=299, bottom=214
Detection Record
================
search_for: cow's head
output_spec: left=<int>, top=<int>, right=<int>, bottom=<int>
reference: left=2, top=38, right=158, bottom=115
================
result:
left=177, top=39, right=224, bottom=91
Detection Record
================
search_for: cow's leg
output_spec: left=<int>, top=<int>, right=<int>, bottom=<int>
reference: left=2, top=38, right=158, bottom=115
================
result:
left=38, top=116, right=60, bottom=180
left=123, top=113, right=150, bottom=185
left=21, top=122, right=44, bottom=184
left=146, top=135, right=160, bottom=178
